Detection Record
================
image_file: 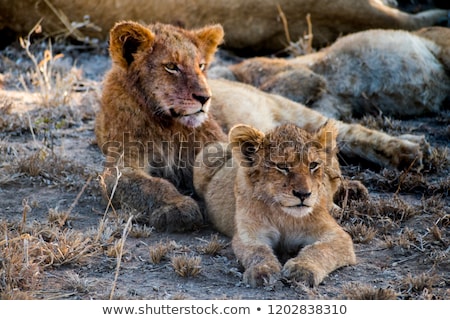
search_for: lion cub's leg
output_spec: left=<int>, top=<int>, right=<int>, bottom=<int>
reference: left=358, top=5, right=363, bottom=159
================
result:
left=100, top=167, right=202, bottom=232
left=232, top=229, right=282, bottom=287
left=282, top=221, right=356, bottom=287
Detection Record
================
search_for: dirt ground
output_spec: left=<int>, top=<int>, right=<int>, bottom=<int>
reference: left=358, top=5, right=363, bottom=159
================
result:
left=0, top=13, right=449, bottom=300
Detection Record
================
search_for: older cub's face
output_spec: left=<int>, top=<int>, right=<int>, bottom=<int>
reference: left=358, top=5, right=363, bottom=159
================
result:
left=230, top=123, right=337, bottom=218
left=109, top=22, right=224, bottom=127
left=146, top=37, right=212, bottom=127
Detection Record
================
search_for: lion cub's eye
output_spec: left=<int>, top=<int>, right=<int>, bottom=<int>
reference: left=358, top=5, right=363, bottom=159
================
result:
left=164, top=63, right=180, bottom=74
left=309, top=161, right=321, bottom=172
left=199, top=63, right=206, bottom=71
left=275, top=163, right=290, bottom=175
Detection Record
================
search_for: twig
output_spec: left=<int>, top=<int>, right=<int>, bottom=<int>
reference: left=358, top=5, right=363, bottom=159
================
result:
left=66, top=175, right=93, bottom=215
left=26, top=112, right=42, bottom=151
left=277, top=4, right=291, bottom=45
left=392, top=254, right=420, bottom=267
left=43, top=0, right=85, bottom=41
left=395, top=156, right=418, bottom=195
left=109, top=215, right=133, bottom=300
left=305, top=13, right=314, bottom=54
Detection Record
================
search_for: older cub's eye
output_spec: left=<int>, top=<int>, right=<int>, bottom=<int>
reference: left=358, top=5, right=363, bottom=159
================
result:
left=275, top=163, right=289, bottom=175
left=199, top=63, right=206, bottom=71
left=309, top=161, right=320, bottom=172
left=164, top=63, right=179, bottom=74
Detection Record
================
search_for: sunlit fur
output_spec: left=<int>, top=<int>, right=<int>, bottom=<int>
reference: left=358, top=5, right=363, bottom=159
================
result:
left=194, top=122, right=356, bottom=287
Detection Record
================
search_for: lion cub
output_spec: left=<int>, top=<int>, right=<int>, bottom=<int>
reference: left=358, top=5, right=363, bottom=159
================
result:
left=194, top=122, right=356, bottom=287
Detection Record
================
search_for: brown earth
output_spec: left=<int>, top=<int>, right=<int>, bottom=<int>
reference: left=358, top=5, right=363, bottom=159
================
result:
left=0, top=27, right=449, bottom=300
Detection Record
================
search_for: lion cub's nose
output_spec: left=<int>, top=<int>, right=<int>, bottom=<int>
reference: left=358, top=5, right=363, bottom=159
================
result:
left=192, top=93, right=210, bottom=105
left=293, top=190, right=312, bottom=202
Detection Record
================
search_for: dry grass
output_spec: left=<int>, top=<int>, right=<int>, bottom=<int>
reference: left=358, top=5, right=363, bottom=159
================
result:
left=198, top=234, right=227, bottom=256
left=129, top=224, right=153, bottom=238
left=171, top=254, right=202, bottom=278
left=149, top=241, right=173, bottom=264
left=341, top=283, right=398, bottom=300
left=18, top=20, right=83, bottom=108
left=275, top=4, right=315, bottom=56
left=0, top=219, right=102, bottom=299
left=345, top=223, right=377, bottom=244
left=399, top=273, right=441, bottom=299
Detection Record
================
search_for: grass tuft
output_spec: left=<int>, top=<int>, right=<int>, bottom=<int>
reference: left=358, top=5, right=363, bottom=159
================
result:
left=341, top=283, right=398, bottom=300
left=171, top=254, right=202, bottom=278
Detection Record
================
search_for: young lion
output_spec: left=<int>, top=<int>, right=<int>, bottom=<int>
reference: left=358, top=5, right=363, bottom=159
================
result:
left=95, top=21, right=227, bottom=232
left=194, top=122, right=355, bottom=287
left=96, top=21, right=426, bottom=232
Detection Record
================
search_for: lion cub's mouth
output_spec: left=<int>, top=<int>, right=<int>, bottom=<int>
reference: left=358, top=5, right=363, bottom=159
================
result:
left=281, top=204, right=312, bottom=217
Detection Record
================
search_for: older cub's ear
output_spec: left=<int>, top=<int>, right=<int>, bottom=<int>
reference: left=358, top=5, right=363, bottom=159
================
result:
left=194, top=24, right=224, bottom=63
left=109, top=21, right=155, bottom=68
left=229, top=124, right=265, bottom=165
left=315, top=120, right=338, bottom=154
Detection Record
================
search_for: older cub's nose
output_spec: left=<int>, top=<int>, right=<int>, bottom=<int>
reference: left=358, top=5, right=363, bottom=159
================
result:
left=293, top=190, right=311, bottom=202
left=192, top=93, right=210, bottom=105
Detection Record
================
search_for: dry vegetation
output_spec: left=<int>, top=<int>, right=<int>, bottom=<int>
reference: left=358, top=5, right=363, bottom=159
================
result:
left=0, top=18, right=449, bottom=300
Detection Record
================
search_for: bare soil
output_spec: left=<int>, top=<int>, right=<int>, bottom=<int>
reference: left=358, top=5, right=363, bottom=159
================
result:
left=0, top=32, right=448, bottom=300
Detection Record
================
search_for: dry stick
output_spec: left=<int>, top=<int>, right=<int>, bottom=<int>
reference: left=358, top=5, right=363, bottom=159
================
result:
left=66, top=175, right=93, bottom=216
left=305, top=13, right=314, bottom=54
left=109, top=215, right=133, bottom=300
left=26, top=112, right=41, bottom=150
left=395, top=157, right=418, bottom=195
left=43, top=0, right=85, bottom=41
left=96, top=163, right=122, bottom=243
left=276, top=3, right=291, bottom=45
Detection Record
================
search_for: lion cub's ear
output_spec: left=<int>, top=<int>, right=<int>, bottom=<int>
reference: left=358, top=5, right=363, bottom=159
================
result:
left=194, top=24, right=224, bottom=63
left=109, top=21, right=155, bottom=68
left=315, top=120, right=338, bottom=154
left=229, top=124, right=265, bottom=165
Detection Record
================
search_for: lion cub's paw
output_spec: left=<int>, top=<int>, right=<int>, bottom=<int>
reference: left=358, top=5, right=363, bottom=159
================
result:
left=243, top=260, right=282, bottom=288
left=282, top=259, right=323, bottom=287
left=150, top=196, right=203, bottom=232
left=333, top=179, right=369, bottom=207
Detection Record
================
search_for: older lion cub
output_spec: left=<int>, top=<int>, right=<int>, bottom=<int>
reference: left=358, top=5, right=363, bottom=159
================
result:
left=194, top=122, right=355, bottom=287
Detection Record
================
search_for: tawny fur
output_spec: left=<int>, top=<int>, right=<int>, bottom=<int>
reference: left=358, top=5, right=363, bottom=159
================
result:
left=1, top=0, right=447, bottom=53
left=194, top=122, right=356, bottom=287
left=230, top=28, right=450, bottom=119
left=96, top=21, right=427, bottom=232
left=95, top=21, right=227, bottom=232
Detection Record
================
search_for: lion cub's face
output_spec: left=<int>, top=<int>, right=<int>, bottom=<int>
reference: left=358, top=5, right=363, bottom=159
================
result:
left=230, top=122, right=337, bottom=217
left=109, top=21, right=224, bottom=127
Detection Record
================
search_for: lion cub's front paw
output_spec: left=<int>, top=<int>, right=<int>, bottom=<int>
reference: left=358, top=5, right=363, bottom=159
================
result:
left=151, top=196, right=203, bottom=232
left=243, top=260, right=282, bottom=288
left=282, top=259, right=323, bottom=287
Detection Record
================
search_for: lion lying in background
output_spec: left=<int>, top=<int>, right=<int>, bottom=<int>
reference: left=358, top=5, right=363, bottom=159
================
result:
left=194, top=122, right=356, bottom=287
left=229, top=27, right=450, bottom=119
left=1, top=0, right=448, bottom=53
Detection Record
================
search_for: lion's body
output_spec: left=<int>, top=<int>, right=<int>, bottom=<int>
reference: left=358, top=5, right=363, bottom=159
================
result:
left=1, top=0, right=447, bottom=53
left=95, top=22, right=226, bottom=231
left=194, top=123, right=355, bottom=287
left=96, top=21, right=427, bottom=232
left=230, top=28, right=450, bottom=119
